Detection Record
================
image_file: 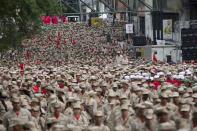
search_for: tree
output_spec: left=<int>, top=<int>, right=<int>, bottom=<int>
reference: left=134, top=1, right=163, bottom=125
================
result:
left=0, top=0, right=68, bottom=51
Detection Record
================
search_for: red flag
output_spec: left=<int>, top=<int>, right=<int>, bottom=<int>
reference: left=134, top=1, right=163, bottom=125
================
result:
left=61, top=16, right=68, bottom=24
left=52, top=16, right=58, bottom=25
left=19, top=63, right=25, bottom=76
left=44, top=16, right=51, bottom=25
left=19, top=63, right=24, bottom=71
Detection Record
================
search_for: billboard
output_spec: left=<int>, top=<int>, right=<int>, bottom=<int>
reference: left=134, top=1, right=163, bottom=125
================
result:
left=163, top=19, right=172, bottom=40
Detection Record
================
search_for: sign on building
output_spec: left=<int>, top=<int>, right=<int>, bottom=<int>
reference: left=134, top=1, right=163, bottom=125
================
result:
left=126, top=24, right=133, bottom=34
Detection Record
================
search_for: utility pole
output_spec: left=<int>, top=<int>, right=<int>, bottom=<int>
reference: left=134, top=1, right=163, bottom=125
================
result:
left=96, top=0, right=100, bottom=12
left=59, top=0, right=63, bottom=16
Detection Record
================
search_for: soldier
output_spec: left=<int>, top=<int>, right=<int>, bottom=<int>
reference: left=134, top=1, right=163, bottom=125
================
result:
left=155, top=107, right=176, bottom=130
left=46, top=118, right=58, bottom=131
left=105, top=92, right=119, bottom=130
left=68, top=102, right=89, bottom=130
left=79, top=83, right=88, bottom=103
left=119, top=80, right=130, bottom=99
left=155, top=92, right=177, bottom=116
left=64, top=97, right=74, bottom=117
left=139, top=89, right=151, bottom=103
left=30, top=98, right=40, bottom=107
left=131, top=103, right=146, bottom=131
left=130, top=86, right=142, bottom=106
left=49, top=102, right=68, bottom=126
left=30, top=106, right=45, bottom=131
left=158, top=122, right=176, bottom=131
left=114, top=125, right=126, bottom=131
left=85, top=91, right=97, bottom=119
left=87, top=111, right=110, bottom=131
left=0, top=90, right=8, bottom=121
left=56, top=88, right=66, bottom=104
left=192, top=109, right=197, bottom=131
left=95, top=88, right=105, bottom=111
left=154, top=92, right=168, bottom=109
left=175, top=104, right=192, bottom=130
left=9, top=118, right=25, bottom=131
left=0, top=124, right=6, bottom=131
left=172, top=92, right=180, bottom=107
left=114, top=104, right=133, bottom=131
left=46, top=94, right=57, bottom=114
left=193, top=93, right=197, bottom=110
left=3, top=96, right=32, bottom=131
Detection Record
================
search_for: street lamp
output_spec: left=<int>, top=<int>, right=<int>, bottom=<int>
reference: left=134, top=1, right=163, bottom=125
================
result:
left=16, top=8, right=20, bottom=16
left=0, top=33, right=3, bottom=39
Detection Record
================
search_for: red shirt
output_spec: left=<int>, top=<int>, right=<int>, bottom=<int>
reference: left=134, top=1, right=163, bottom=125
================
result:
left=42, top=88, right=47, bottom=95
left=166, top=79, right=173, bottom=84
left=16, top=112, right=19, bottom=117
left=33, top=85, right=40, bottom=93
left=58, top=83, right=64, bottom=89
left=74, top=115, right=80, bottom=120
left=172, top=79, right=182, bottom=87
left=55, top=113, right=60, bottom=119
left=152, top=80, right=161, bottom=90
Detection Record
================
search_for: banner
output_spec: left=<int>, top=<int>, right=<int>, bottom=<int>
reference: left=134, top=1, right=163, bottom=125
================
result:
left=91, top=17, right=103, bottom=27
left=52, top=16, right=58, bottom=25
left=126, top=24, right=133, bottom=34
left=163, top=19, right=172, bottom=39
left=44, top=16, right=51, bottom=25
left=42, top=16, right=68, bottom=25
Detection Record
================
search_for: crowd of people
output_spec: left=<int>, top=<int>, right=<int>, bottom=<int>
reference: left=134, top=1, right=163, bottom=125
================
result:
left=0, top=22, right=128, bottom=67
left=0, top=22, right=197, bottom=131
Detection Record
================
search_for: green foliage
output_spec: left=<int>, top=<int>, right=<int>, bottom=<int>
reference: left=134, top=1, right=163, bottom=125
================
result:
left=0, top=0, right=68, bottom=51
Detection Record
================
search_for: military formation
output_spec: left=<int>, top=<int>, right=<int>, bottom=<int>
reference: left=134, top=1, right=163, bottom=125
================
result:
left=0, top=23, right=197, bottom=131
left=0, top=22, right=126, bottom=67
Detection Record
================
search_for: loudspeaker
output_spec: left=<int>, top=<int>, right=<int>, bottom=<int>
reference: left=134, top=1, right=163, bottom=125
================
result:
left=181, top=28, right=197, bottom=47
left=166, top=55, right=172, bottom=63
left=182, top=49, right=197, bottom=61
left=133, top=36, right=147, bottom=46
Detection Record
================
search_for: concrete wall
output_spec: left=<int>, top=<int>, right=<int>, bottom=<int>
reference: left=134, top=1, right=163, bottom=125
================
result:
left=151, top=46, right=181, bottom=63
